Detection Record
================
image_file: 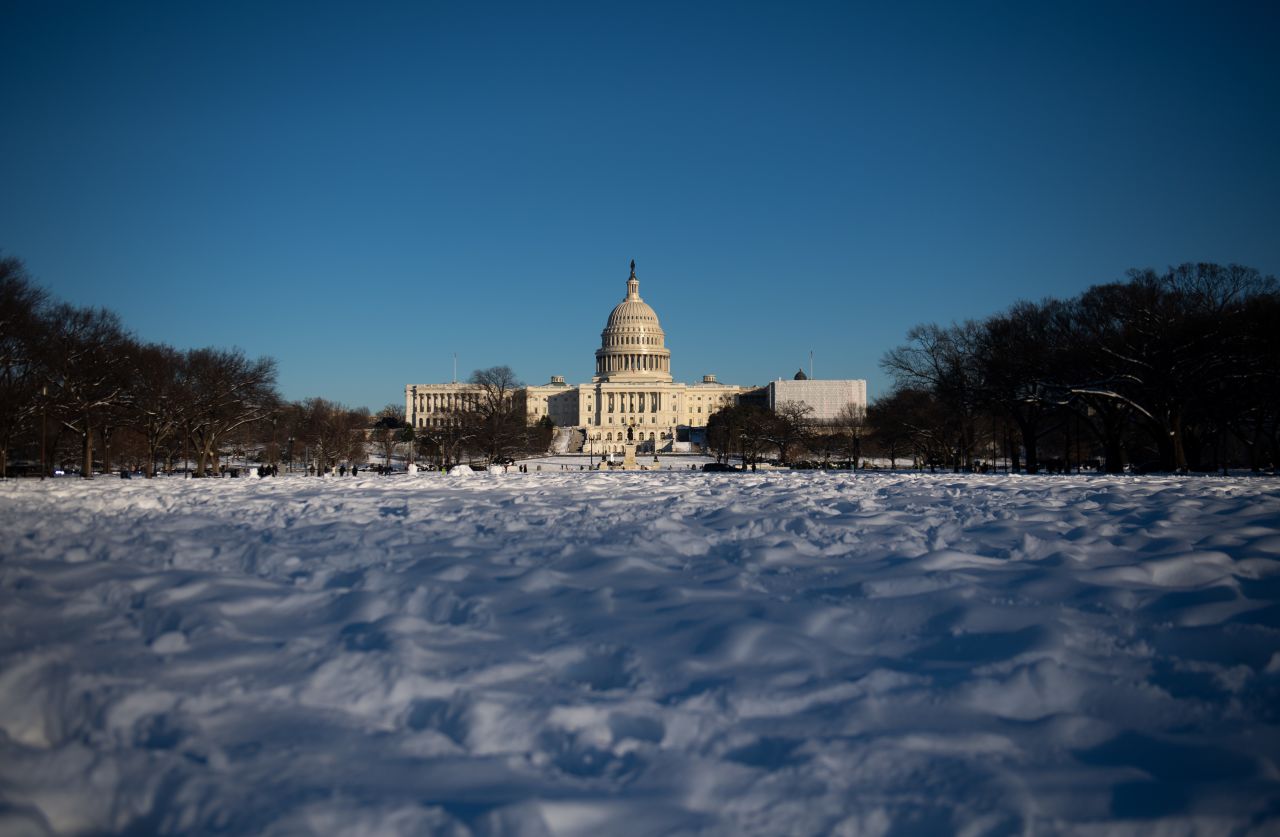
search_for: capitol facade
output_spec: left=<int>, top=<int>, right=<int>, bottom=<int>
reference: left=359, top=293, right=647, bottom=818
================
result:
left=405, top=262, right=747, bottom=454
left=406, top=262, right=868, bottom=455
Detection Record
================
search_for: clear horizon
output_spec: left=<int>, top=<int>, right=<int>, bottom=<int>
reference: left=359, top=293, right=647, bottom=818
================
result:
left=3, top=1, right=1277, bottom=411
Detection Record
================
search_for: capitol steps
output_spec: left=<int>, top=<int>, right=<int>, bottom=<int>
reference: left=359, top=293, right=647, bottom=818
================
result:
left=550, top=427, right=584, bottom=454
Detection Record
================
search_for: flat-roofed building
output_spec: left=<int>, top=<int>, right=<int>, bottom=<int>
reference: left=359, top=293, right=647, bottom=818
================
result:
left=768, top=376, right=868, bottom=421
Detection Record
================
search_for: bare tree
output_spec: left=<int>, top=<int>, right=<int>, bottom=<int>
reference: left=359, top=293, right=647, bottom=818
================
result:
left=1228, top=291, right=1280, bottom=471
left=1059, top=265, right=1276, bottom=472
left=466, top=366, right=526, bottom=463
left=423, top=419, right=475, bottom=471
left=975, top=300, right=1067, bottom=473
left=832, top=402, right=867, bottom=467
left=42, top=304, right=132, bottom=478
left=803, top=422, right=840, bottom=467
left=879, top=263, right=1279, bottom=474
left=868, top=387, right=948, bottom=470
left=0, top=257, right=47, bottom=477
left=371, top=403, right=405, bottom=466
left=705, top=404, right=737, bottom=463
left=1053, top=289, right=1143, bottom=473
left=739, top=407, right=774, bottom=467
left=276, top=401, right=309, bottom=471
left=763, top=400, right=814, bottom=466
left=123, top=342, right=184, bottom=477
left=185, top=348, right=278, bottom=476
left=398, top=424, right=417, bottom=466
left=298, top=398, right=367, bottom=471
left=882, top=321, right=984, bottom=471
left=707, top=403, right=773, bottom=467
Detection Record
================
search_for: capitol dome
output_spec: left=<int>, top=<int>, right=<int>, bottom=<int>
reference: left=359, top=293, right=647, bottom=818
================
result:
left=594, top=261, right=673, bottom=383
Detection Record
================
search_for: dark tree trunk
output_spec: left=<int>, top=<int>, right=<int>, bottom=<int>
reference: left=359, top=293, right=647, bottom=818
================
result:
left=81, top=420, right=94, bottom=479
left=1103, top=432, right=1124, bottom=474
left=146, top=437, right=159, bottom=478
left=1170, top=412, right=1188, bottom=472
left=1155, top=428, right=1176, bottom=472
left=1017, top=416, right=1039, bottom=474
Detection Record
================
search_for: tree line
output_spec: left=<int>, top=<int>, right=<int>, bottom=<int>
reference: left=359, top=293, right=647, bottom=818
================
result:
left=0, top=255, right=366, bottom=477
left=875, top=263, right=1278, bottom=474
left=1, top=257, right=563, bottom=478
left=703, top=263, right=1277, bottom=475
left=705, top=401, right=867, bottom=468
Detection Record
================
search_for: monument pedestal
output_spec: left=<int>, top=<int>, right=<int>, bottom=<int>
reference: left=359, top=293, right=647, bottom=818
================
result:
left=620, top=442, right=641, bottom=471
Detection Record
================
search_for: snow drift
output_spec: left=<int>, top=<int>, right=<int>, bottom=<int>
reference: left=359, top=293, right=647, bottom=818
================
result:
left=1, top=472, right=1278, bottom=834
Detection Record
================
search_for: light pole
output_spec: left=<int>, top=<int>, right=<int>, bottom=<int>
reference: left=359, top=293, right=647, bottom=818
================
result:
left=39, top=384, right=47, bottom=480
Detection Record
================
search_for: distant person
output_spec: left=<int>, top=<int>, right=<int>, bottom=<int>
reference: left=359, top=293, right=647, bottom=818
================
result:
left=339, top=464, right=347, bottom=476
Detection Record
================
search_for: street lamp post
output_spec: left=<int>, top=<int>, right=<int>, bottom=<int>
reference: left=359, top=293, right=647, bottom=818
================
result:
left=39, top=384, right=47, bottom=480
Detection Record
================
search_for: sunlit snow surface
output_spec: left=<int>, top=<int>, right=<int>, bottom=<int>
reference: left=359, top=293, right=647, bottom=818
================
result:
left=2, top=471, right=1279, bottom=835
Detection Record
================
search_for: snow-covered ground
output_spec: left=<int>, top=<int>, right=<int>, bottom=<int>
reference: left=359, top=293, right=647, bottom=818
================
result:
left=1, top=472, right=1278, bottom=835
left=518, top=454, right=718, bottom=470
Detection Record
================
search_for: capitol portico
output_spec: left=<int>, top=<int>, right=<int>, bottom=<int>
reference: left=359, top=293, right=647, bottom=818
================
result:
left=406, top=262, right=746, bottom=454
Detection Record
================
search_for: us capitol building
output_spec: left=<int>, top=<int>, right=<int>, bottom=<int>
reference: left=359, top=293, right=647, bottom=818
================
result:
left=405, top=262, right=865, bottom=455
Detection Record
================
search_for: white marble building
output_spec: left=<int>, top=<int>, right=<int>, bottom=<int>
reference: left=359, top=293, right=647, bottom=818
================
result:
left=405, top=262, right=865, bottom=454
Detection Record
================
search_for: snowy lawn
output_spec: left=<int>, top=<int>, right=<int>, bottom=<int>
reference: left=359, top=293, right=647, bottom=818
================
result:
left=1, top=472, right=1278, bottom=835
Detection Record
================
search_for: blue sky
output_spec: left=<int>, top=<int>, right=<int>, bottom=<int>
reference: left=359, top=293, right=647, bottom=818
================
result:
left=3, top=1, right=1277, bottom=411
